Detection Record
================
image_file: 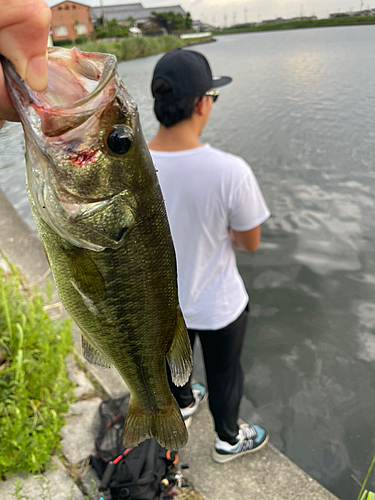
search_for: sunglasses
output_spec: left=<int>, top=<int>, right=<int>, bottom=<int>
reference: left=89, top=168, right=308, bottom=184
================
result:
left=205, top=89, right=220, bottom=103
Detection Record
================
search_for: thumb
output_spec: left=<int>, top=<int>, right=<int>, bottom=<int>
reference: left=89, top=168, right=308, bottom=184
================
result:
left=0, top=0, right=51, bottom=91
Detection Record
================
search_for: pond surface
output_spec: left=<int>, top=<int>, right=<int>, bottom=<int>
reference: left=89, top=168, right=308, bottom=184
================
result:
left=1, top=26, right=375, bottom=499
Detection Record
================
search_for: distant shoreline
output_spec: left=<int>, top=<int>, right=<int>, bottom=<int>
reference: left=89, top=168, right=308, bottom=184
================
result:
left=62, top=34, right=214, bottom=63
left=211, top=15, right=375, bottom=36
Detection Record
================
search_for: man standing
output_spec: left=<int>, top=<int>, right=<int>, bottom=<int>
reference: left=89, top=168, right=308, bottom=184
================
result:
left=148, top=48, right=270, bottom=463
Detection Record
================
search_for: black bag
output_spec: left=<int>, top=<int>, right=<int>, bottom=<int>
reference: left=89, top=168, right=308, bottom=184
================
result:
left=90, top=396, right=177, bottom=500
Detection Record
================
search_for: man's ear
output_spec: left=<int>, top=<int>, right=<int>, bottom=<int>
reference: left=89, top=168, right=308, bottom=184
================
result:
left=194, top=96, right=206, bottom=117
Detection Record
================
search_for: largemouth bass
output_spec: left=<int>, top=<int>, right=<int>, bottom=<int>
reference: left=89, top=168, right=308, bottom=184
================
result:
left=2, top=47, right=192, bottom=449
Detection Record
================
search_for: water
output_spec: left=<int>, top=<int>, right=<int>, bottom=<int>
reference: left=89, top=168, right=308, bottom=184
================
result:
left=1, top=26, right=375, bottom=499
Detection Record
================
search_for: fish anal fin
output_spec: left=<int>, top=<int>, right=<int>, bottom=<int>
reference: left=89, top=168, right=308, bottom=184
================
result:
left=122, top=397, right=188, bottom=450
left=166, top=306, right=192, bottom=387
left=81, top=334, right=111, bottom=369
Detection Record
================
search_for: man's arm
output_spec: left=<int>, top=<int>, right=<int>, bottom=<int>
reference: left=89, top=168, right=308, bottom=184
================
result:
left=230, top=226, right=260, bottom=252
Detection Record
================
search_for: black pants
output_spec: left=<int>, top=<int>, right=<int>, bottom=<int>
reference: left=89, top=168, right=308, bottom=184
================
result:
left=167, top=304, right=249, bottom=445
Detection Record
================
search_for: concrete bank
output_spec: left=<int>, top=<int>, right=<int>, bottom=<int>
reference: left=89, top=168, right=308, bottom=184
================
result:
left=0, top=187, right=339, bottom=500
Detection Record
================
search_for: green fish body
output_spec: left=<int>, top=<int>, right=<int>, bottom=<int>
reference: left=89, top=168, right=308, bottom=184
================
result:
left=4, top=48, right=192, bottom=450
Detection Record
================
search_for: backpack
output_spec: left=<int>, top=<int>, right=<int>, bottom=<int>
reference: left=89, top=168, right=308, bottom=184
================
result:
left=90, top=396, right=178, bottom=500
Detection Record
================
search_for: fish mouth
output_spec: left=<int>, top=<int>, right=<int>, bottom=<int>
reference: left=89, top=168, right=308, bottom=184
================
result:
left=1, top=47, right=118, bottom=138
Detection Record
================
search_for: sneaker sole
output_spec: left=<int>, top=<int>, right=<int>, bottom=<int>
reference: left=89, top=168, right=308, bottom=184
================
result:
left=211, top=433, right=269, bottom=464
left=184, top=415, right=193, bottom=429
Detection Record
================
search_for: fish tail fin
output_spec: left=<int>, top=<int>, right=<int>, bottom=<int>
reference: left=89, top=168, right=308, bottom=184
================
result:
left=123, top=397, right=188, bottom=450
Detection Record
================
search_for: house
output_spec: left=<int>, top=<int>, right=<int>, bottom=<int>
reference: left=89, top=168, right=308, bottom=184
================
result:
left=51, top=1, right=94, bottom=41
left=90, top=3, right=186, bottom=27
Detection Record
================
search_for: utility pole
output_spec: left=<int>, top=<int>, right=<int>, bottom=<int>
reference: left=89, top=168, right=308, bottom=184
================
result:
left=233, top=11, right=237, bottom=25
left=99, top=0, right=107, bottom=29
left=244, top=8, right=247, bottom=23
left=223, top=14, right=227, bottom=27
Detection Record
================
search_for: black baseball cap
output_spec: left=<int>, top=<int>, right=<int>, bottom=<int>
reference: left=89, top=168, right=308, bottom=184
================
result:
left=151, top=48, right=232, bottom=102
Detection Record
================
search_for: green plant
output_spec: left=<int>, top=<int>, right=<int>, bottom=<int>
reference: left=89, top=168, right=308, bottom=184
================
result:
left=151, top=11, right=192, bottom=33
left=360, top=493, right=375, bottom=500
left=11, top=478, right=29, bottom=500
left=0, top=263, right=74, bottom=478
left=77, top=35, right=183, bottom=62
left=53, top=38, right=73, bottom=47
left=211, top=14, right=375, bottom=36
left=358, top=453, right=375, bottom=500
left=94, top=17, right=129, bottom=39
left=11, top=474, right=96, bottom=500
left=75, top=35, right=89, bottom=45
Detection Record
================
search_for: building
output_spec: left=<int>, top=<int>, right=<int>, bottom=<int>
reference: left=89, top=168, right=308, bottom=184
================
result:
left=51, top=1, right=94, bottom=41
left=90, top=3, right=186, bottom=27
left=330, top=9, right=375, bottom=17
left=261, top=15, right=316, bottom=25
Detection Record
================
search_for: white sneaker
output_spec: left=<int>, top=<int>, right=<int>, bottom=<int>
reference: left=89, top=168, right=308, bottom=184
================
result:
left=181, top=383, right=207, bottom=428
left=212, top=424, right=269, bottom=463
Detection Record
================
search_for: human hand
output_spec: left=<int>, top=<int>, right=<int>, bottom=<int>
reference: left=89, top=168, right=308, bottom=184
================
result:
left=0, top=0, right=51, bottom=125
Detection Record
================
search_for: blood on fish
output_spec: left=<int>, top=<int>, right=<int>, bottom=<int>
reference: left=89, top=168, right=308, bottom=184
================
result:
left=70, top=149, right=100, bottom=168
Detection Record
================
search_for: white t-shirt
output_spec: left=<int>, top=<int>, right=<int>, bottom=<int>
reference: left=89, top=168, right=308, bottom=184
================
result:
left=150, top=144, right=270, bottom=330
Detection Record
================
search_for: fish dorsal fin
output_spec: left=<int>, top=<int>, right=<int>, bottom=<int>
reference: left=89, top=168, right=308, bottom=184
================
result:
left=166, top=306, right=192, bottom=387
left=81, top=335, right=111, bottom=369
left=62, top=245, right=105, bottom=300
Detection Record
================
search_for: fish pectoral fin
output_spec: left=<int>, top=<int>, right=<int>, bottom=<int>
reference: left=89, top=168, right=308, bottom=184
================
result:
left=122, top=397, right=188, bottom=450
left=81, top=335, right=111, bottom=369
left=166, top=306, right=192, bottom=387
left=62, top=245, right=105, bottom=299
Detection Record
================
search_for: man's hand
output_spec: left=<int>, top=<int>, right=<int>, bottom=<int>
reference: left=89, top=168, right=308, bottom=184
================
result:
left=0, top=0, right=51, bottom=124
left=230, top=226, right=261, bottom=252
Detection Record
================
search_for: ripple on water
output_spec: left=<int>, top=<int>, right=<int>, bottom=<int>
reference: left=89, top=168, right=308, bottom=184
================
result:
left=357, top=332, right=375, bottom=362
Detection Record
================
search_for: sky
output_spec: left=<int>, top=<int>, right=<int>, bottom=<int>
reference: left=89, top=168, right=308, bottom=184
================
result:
left=47, top=0, right=375, bottom=26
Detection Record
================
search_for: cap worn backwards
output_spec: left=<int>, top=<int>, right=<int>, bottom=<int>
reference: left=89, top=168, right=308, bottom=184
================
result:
left=151, top=48, right=232, bottom=102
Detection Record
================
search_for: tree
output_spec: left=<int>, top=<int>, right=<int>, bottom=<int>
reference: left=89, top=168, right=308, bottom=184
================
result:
left=94, top=18, right=129, bottom=38
left=185, top=12, right=192, bottom=30
left=151, top=11, right=193, bottom=33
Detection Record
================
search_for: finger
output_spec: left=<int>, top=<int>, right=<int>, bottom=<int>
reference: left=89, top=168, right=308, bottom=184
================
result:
left=0, top=0, right=51, bottom=91
left=0, top=62, right=20, bottom=121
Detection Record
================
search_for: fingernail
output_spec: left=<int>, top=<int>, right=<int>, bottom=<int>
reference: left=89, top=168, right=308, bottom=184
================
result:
left=26, top=55, right=48, bottom=92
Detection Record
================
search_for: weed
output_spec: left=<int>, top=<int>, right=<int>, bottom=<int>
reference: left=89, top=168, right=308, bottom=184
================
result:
left=11, top=478, right=29, bottom=500
left=0, top=263, right=75, bottom=478
left=77, top=35, right=183, bottom=62
left=358, top=453, right=375, bottom=500
left=11, top=474, right=97, bottom=500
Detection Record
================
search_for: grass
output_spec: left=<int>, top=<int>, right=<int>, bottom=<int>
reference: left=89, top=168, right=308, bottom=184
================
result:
left=0, top=260, right=74, bottom=478
left=358, top=453, right=375, bottom=500
left=212, top=14, right=375, bottom=36
left=11, top=474, right=97, bottom=500
left=76, top=34, right=184, bottom=61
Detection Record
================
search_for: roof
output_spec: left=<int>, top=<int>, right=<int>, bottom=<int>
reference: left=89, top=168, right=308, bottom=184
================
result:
left=51, top=1, right=90, bottom=8
left=90, top=3, right=186, bottom=22
left=147, top=5, right=186, bottom=15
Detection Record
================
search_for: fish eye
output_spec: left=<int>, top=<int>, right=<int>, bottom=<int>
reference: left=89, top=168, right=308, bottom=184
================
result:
left=106, top=125, right=133, bottom=155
